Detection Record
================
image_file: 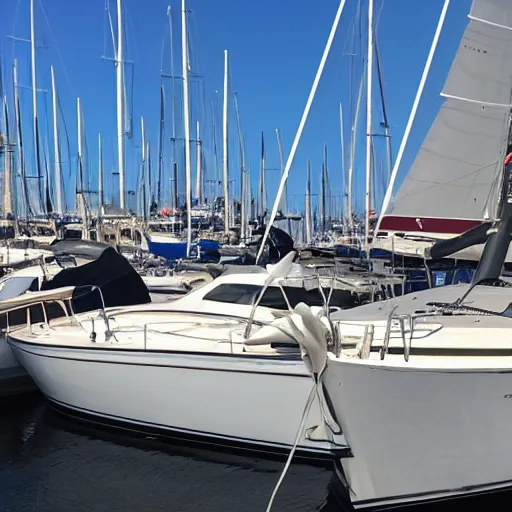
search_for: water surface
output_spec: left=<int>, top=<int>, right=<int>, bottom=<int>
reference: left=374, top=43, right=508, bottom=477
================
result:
left=0, top=395, right=333, bottom=512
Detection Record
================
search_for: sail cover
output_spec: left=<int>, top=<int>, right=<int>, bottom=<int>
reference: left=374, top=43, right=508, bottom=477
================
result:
left=382, top=0, right=512, bottom=233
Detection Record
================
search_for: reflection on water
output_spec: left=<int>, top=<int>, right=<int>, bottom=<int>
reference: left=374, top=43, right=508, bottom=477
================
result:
left=0, top=396, right=332, bottom=512
left=2, top=396, right=506, bottom=512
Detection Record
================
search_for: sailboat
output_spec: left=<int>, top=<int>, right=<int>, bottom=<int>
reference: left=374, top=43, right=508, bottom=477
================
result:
left=285, top=2, right=512, bottom=508
left=373, top=0, right=512, bottom=264
left=5, top=252, right=351, bottom=458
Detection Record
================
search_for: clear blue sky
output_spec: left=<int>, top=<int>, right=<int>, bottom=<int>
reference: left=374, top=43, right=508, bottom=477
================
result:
left=1, top=0, right=472, bottom=215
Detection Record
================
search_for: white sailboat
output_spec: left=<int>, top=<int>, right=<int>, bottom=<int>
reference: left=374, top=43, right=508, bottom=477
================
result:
left=283, top=2, right=512, bottom=505
left=5, top=254, right=349, bottom=459
left=0, top=260, right=62, bottom=397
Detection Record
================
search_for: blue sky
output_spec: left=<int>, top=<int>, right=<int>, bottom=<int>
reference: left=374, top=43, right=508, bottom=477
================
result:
left=1, top=0, right=472, bottom=215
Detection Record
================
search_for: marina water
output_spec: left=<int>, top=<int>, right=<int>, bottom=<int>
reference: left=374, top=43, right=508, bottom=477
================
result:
left=1, top=394, right=333, bottom=512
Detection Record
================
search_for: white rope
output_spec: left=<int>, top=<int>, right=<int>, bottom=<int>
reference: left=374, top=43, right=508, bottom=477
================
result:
left=265, top=382, right=316, bottom=512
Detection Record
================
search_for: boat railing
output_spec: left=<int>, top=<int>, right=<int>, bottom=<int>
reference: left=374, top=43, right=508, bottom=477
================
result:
left=0, top=285, right=112, bottom=341
left=380, top=309, right=443, bottom=362
left=0, top=287, right=74, bottom=335
left=138, top=318, right=248, bottom=353
left=333, top=308, right=442, bottom=362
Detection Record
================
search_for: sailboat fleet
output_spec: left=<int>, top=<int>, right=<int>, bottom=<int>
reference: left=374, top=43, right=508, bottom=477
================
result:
left=3, top=0, right=512, bottom=509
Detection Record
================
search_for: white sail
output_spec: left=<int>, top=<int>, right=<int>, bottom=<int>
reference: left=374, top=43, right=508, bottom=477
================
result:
left=382, top=0, right=512, bottom=233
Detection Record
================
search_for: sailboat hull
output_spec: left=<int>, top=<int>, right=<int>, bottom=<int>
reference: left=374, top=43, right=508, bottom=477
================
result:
left=8, top=337, right=341, bottom=460
left=323, top=356, right=512, bottom=509
left=0, top=335, right=35, bottom=397
left=146, top=236, right=220, bottom=261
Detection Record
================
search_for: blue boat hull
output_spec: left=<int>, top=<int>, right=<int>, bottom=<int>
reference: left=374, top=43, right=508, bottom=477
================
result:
left=146, top=238, right=220, bottom=261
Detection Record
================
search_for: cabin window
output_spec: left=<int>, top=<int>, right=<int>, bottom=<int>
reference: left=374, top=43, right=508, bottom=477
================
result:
left=202, top=284, right=262, bottom=306
left=0, top=276, right=39, bottom=300
left=202, top=283, right=329, bottom=310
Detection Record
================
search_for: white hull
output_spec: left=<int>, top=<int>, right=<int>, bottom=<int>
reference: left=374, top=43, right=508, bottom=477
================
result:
left=9, top=337, right=341, bottom=458
left=324, top=356, right=512, bottom=508
left=0, top=335, right=34, bottom=397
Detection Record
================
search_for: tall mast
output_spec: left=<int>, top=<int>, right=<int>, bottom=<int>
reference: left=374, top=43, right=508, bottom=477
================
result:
left=233, top=92, right=245, bottom=237
left=77, top=98, right=83, bottom=192
left=168, top=6, right=178, bottom=210
left=181, top=0, right=192, bottom=255
left=147, top=141, right=151, bottom=214
left=305, top=158, right=312, bottom=244
left=196, top=121, right=203, bottom=202
left=339, top=102, right=347, bottom=224
left=51, top=66, right=63, bottom=216
left=157, top=84, right=164, bottom=206
left=77, top=97, right=87, bottom=239
left=98, top=133, right=104, bottom=212
left=365, top=0, right=374, bottom=245
left=348, top=72, right=364, bottom=232
left=375, top=43, right=392, bottom=184
left=141, top=116, right=147, bottom=220
left=116, top=0, right=125, bottom=210
left=3, top=96, right=12, bottom=216
left=222, top=49, right=230, bottom=234
left=258, top=131, right=266, bottom=216
left=13, top=59, right=29, bottom=218
left=30, top=0, right=43, bottom=213
left=276, top=128, right=290, bottom=233
left=322, top=144, right=327, bottom=233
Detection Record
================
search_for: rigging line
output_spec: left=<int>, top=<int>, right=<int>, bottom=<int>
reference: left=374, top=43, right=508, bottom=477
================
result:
left=159, top=14, right=167, bottom=74
left=123, top=0, right=140, bottom=64
left=57, top=86, right=72, bottom=185
left=375, top=0, right=385, bottom=35
left=105, top=0, right=116, bottom=58
left=37, top=0, right=75, bottom=100
left=42, top=83, right=55, bottom=211
left=11, top=0, right=22, bottom=45
left=374, top=0, right=389, bottom=127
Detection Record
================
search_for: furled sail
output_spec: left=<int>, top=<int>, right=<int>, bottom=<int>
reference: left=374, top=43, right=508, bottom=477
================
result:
left=381, top=0, right=512, bottom=234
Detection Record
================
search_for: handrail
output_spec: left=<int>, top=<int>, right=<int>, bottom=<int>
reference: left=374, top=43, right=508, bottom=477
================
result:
left=380, top=309, right=440, bottom=361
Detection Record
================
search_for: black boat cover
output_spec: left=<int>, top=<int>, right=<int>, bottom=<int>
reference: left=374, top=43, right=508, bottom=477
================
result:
left=50, top=239, right=112, bottom=260
left=41, top=246, right=151, bottom=313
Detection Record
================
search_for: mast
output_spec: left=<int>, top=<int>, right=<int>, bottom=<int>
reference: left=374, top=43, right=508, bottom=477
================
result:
left=233, top=92, right=245, bottom=238
left=222, top=49, right=230, bottom=234
left=365, top=0, right=374, bottom=245
left=305, top=159, right=312, bottom=244
left=77, top=97, right=87, bottom=239
left=375, top=42, right=392, bottom=184
left=276, top=128, right=291, bottom=234
left=13, top=60, right=29, bottom=218
left=3, top=96, right=12, bottom=216
left=168, top=6, right=178, bottom=210
left=98, top=133, right=104, bottom=212
left=30, top=0, right=43, bottom=213
left=116, top=0, right=125, bottom=210
left=77, top=98, right=83, bottom=193
left=339, top=103, right=347, bottom=226
left=258, top=131, right=266, bottom=217
left=51, top=66, right=63, bottom=216
left=157, top=84, right=164, bottom=207
left=181, top=0, right=192, bottom=255
left=322, top=144, right=328, bottom=232
left=141, top=116, right=147, bottom=220
left=348, top=72, right=364, bottom=232
left=147, top=141, right=151, bottom=216
left=196, top=121, right=203, bottom=202
left=244, top=170, right=250, bottom=239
